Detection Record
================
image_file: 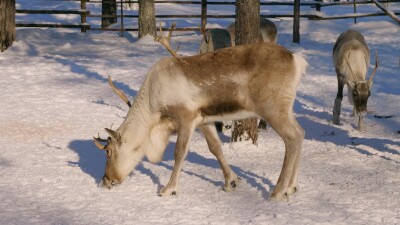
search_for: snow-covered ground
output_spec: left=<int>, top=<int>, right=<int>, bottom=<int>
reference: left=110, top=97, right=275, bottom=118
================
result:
left=1, top=1, right=399, bottom=224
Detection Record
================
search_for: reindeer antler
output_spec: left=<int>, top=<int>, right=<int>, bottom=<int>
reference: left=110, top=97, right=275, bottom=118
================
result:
left=108, top=76, right=131, bottom=108
left=199, top=24, right=209, bottom=44
left=93, top=133, right=108, bottom=150
left=154, top=22, right=180, bottom=58
left=344, top=53, right=357, bottom=82
left=368, top=51, right=379, bottom=85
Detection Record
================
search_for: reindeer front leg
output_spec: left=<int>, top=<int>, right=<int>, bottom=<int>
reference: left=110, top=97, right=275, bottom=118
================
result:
left=199, top=124, right=240, bottom=192
left=159, top=114, right=198, bottom=196
left=332, top=75, right=345, bottom=125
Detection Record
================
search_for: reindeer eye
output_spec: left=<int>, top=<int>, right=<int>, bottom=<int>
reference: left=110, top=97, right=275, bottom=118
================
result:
left=353, top=92, right=358, bottom=97
left=105, top=150, right=112, bottom=158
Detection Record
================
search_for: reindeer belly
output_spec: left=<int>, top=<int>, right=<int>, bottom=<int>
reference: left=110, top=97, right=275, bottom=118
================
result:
left=200, top=102, right=258, bottom=123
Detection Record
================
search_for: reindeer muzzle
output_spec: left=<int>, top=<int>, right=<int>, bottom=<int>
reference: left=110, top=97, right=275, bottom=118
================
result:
left=99, top=176, right=120, bottom=189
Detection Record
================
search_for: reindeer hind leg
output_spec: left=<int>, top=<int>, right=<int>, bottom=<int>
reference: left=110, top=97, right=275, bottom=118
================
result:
left=259, top=106, right=304, bottom=201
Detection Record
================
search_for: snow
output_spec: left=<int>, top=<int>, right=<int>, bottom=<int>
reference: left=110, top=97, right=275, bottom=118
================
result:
left=2, top=1, right=400, bottom=224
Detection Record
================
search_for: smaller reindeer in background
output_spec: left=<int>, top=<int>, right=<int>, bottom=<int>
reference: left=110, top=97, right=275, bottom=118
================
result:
left=199, top=18, right=278, bottom=54
left=332, top=30, right=379, bottom=131
left=198, top=28, right=232, bottom=54
left=226, top=17, right=278, bottom=46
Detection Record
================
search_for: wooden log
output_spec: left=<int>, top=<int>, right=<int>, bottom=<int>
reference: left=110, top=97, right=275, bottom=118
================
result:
left=371, top=0, right=400, bottom=24
left=16, top=23, right=90, bottom=29
left=16, top=9, right=90, bottom=15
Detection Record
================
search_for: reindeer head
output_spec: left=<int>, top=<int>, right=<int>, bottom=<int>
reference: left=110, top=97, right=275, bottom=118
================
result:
left=348, top=81, right=370, bottom=116
left=93, top=77, right=144, bottom=189
left=94, top=128, right=145, bottom=189
left=346, top=52, right=379, bottom=117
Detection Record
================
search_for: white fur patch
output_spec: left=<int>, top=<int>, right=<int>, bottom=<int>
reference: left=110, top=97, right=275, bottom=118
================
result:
left=149, top=59, right=201, bottom=111
left=144, top=123, right=171, bottom=163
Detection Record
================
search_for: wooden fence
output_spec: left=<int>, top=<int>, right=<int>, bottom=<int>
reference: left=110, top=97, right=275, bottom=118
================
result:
left=16, top=0, right=400, bottom=39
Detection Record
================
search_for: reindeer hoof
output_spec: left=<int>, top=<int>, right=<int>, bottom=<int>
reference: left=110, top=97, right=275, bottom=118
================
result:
left=223, top=177, right=241, bottom=192
left=287, top=186, right=297, bottom=195
left=158, top=186, right=178, bottom=197
left=269, top=191, right=289, bottom=201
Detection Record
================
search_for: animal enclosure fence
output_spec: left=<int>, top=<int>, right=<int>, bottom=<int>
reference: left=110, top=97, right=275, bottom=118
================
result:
left=15, top=0, right=400, bottom=40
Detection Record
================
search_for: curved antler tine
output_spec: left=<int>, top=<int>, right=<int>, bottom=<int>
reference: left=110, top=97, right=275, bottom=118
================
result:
left=108, top=76, right=132, bottom=107
left=93, top=139, right=107, bottom=150
left=168, top=22, right=176, bottom=39
left=368, top=51, right=379, bottom=85
left=344, top=53, right=357, bottom=81
left=105, top=128, right=121, bottom=143
left=93, top=132, right=108, bottom=142
left=199, top=24, right=209, bottom=43
left=156, top=21, right=163, bottom=40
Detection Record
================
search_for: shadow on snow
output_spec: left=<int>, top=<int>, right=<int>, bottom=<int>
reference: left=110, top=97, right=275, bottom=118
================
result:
left=68, top=137, right=274, bottom=199
left=294, top=99, right=400, bottom=163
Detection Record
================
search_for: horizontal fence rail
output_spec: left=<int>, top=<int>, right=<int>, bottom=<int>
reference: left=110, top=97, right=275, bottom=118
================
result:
left=15, top=0, right=400, bottom=36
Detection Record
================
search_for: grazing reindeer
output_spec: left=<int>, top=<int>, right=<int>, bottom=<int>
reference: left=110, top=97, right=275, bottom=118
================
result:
left=94, top=24, right=308, bottom=201
left=332, top=30, right=379, bottom=131
left=226, top=17, right=278, bottom=46
left=198, top=28, right=232, bottom=54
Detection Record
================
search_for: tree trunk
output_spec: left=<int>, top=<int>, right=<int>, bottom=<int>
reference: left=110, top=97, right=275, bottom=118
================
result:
left=138, top=0, right=156, bottom=38
left=102, top=0, right=117, bottom=28
left=293, top=0, right=300, bottom=43
left=231, top=0, right=260, bottom=145
left=0, top=0, right=16, bottom=52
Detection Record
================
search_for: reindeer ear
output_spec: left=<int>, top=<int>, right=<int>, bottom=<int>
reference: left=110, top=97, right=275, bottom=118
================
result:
left=105, top=128, right=121, bottom=143
left=368, top=81, right=373, bottom=89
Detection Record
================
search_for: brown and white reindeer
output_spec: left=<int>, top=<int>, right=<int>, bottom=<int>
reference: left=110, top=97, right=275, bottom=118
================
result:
left=94, top=24, right=308, bottom=201
left=332, top=30, right=379, bottom=131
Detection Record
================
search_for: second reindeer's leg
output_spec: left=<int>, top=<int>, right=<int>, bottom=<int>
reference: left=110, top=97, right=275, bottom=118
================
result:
left=333, top=75, right=345, bottom=124
left=199, top=123, right=240, bottom=191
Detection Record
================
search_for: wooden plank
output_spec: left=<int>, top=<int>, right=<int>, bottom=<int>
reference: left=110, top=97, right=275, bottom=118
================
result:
left=88, top=14, right=319, bottom=19
left=317, top=0, right=400, bottom=8
left=309, top=11, right=400, bottom=20
left=90, top=27, right=199, bottom=31
left=16, top=23, right=90, bottom=29
left=16, top=9, right=90, bottom=15
left=371, top=0, right=400, bottom=24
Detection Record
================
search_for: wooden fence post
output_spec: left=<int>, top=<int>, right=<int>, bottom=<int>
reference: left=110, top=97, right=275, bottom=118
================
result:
left=293, top=0, right=300, bottom=43
left=201, top=0, right=207, bottom=30
left=353, top=0, right=357, bottom=24
left=120, top=0, right=124, bottom=37
left=81, top=0, right=86, bottom=32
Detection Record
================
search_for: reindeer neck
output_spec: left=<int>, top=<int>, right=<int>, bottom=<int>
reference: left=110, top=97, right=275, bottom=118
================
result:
left=117, top=76, right=153, bottom=141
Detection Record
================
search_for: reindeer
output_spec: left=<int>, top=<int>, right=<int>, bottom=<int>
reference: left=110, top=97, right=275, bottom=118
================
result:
left=198, top=28, right=232, bottom=54
left=226, top=17, right=278, bottom=46
left=199, top=18, right=277, bottom=55
left=94, top=24, right=308, bottom=201
left=332, top=30, right=379, bottom=131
